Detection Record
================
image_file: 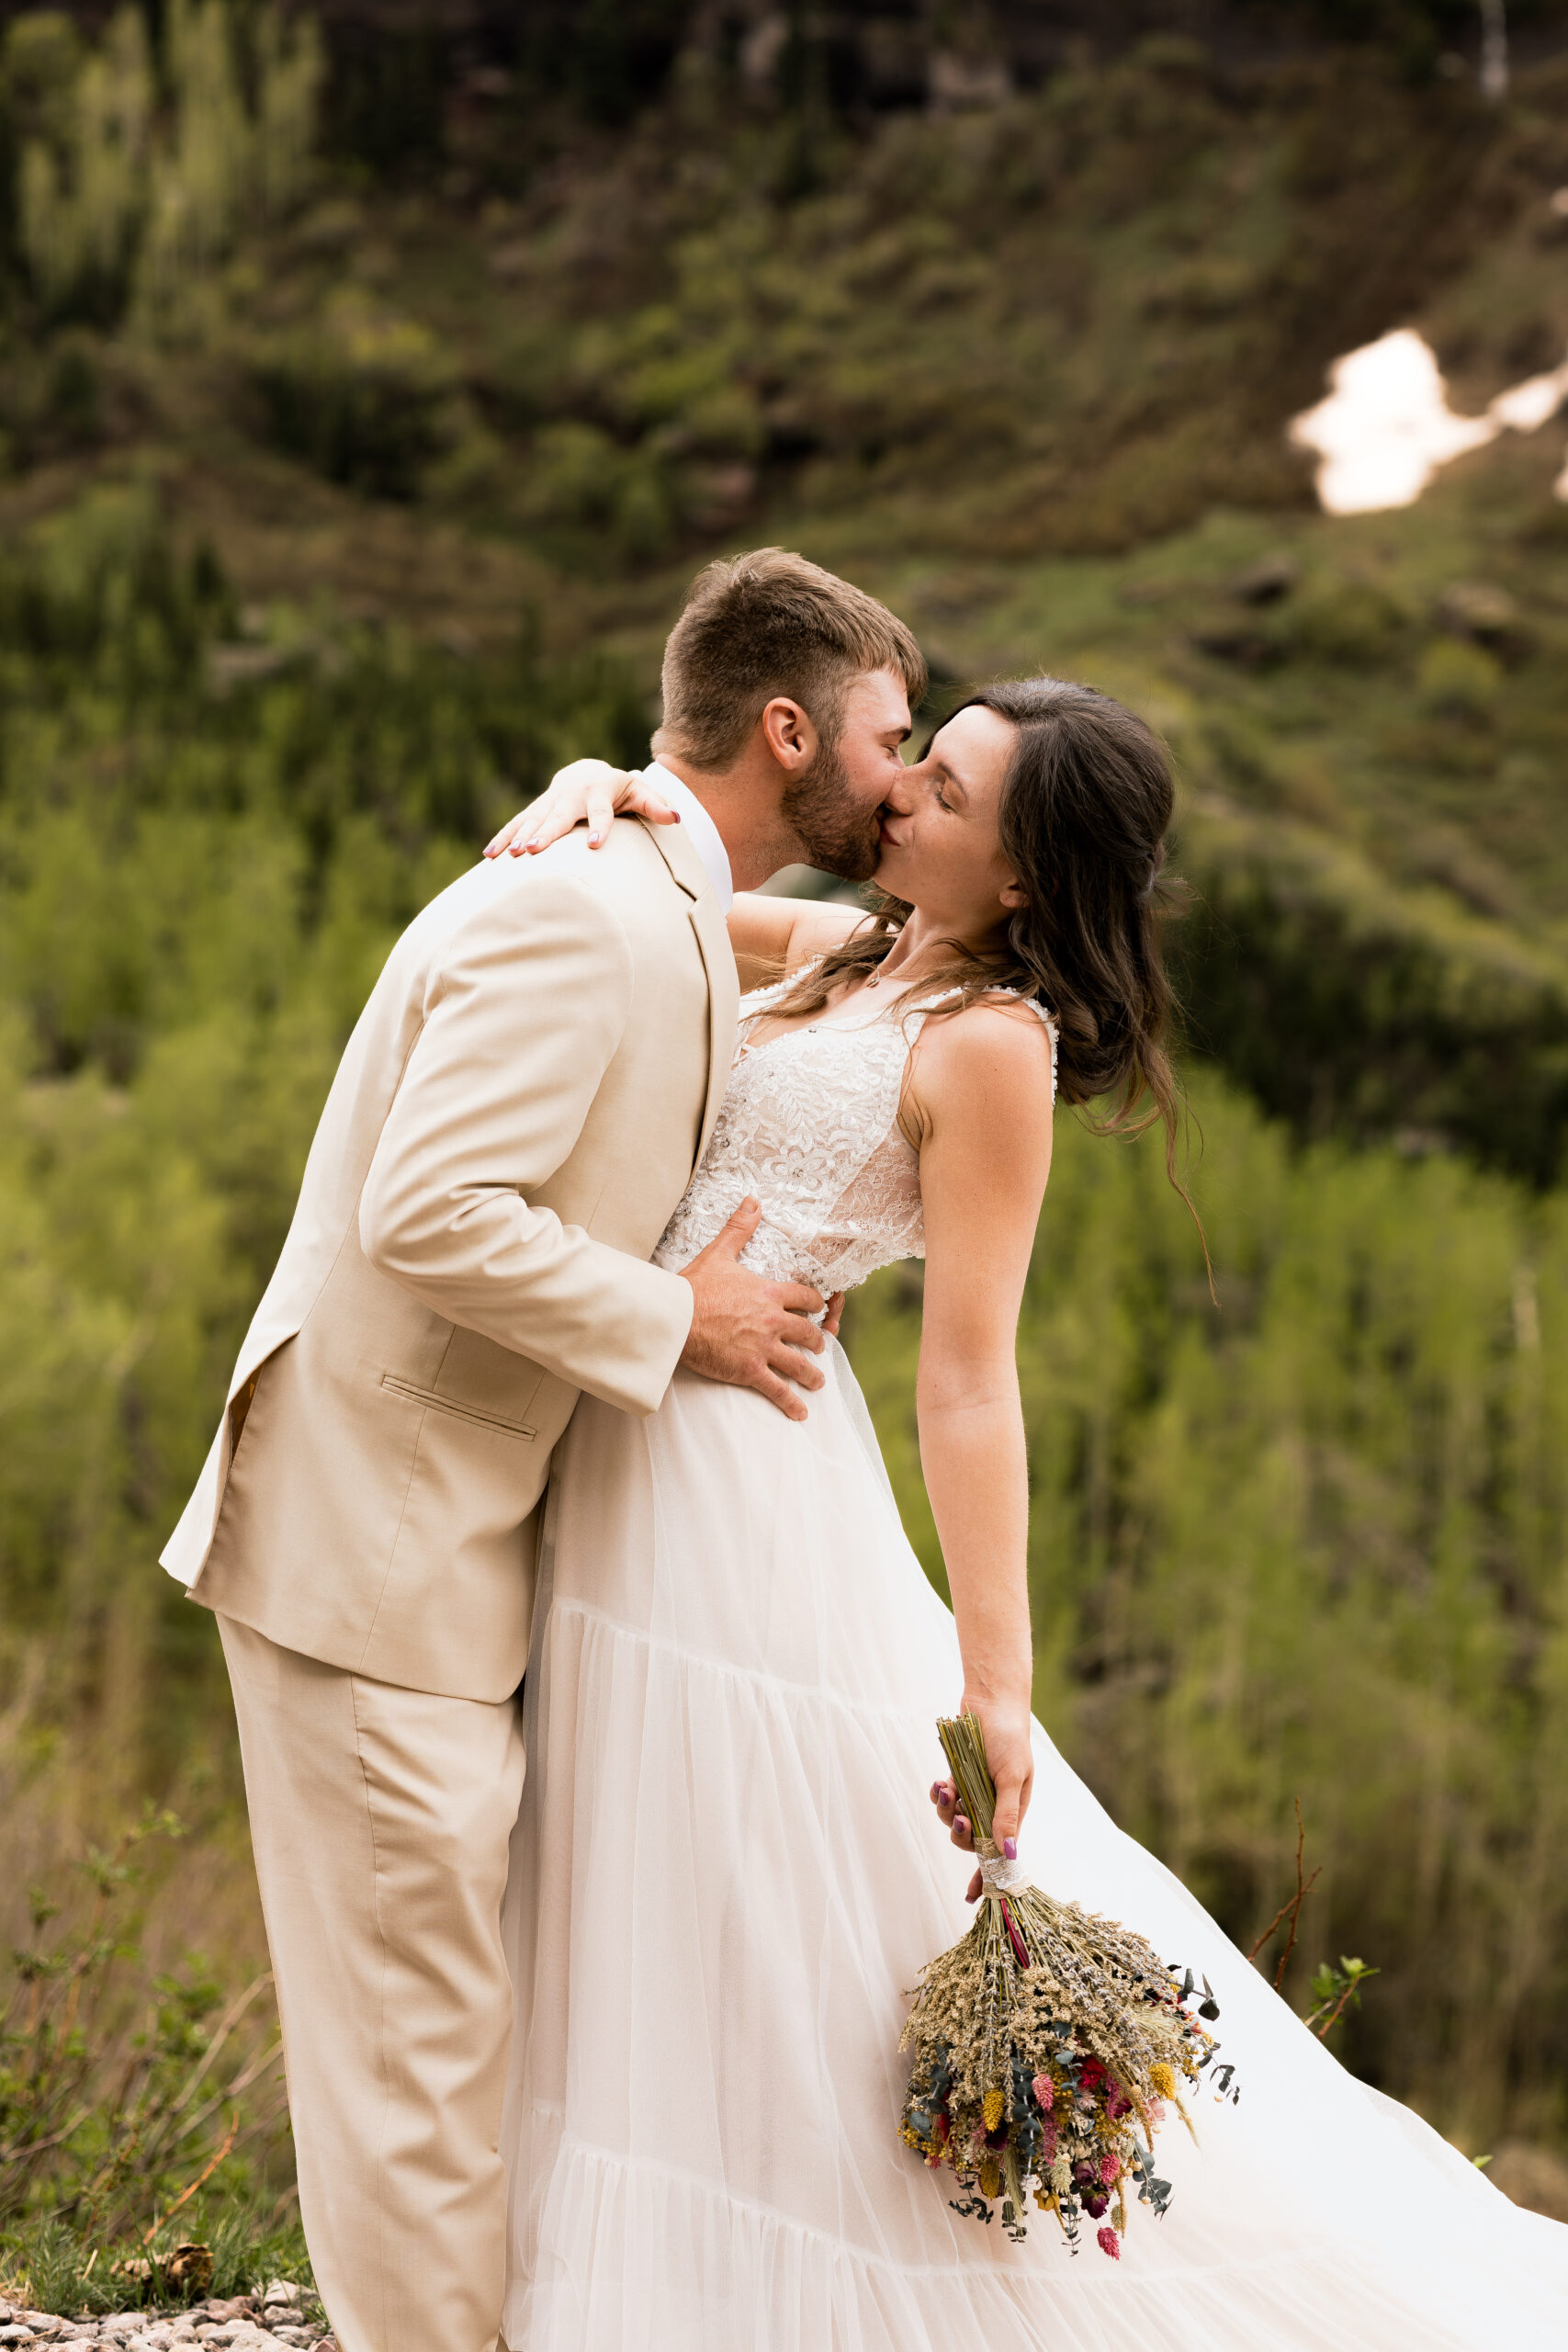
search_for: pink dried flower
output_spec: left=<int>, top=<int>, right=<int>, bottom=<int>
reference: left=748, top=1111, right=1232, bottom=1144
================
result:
left=1100, top=2152, right=1119, bottom=2187
left=1031, top=2074, right=1055, bottom=2111
left=1097, top=2226, right=1122, bottom=2260
left=1105, top=2081, right=1132, bottom=2120
left=1147, top=2098, right=1167, bottom=2127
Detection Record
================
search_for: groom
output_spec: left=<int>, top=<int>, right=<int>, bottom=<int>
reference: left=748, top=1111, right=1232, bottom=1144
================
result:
left=162, top=548, right=926, bottom=2352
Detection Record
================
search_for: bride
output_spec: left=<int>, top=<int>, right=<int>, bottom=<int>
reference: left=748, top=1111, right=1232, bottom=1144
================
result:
left=485, top=682, right=1565, bottom=2351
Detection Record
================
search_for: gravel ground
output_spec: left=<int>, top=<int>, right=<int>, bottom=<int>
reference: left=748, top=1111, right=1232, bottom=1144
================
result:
left=0, top=2282, right=333, bottom=2349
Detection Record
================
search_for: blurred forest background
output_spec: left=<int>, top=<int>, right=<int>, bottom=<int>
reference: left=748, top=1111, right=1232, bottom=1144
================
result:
left=6, top=0, right=1568, bottom=2270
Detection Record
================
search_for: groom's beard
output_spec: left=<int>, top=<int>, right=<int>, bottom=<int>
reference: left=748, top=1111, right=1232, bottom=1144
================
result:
left=779, top=739, right=881, bottom=882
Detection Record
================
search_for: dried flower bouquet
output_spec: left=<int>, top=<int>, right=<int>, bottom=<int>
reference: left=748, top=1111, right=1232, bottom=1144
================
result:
left=899, top=1714, right=1235, bottom=2255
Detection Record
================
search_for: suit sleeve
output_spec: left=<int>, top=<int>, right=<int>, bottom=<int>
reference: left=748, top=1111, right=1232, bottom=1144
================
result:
left=358, top=866, right=694, bottom=1417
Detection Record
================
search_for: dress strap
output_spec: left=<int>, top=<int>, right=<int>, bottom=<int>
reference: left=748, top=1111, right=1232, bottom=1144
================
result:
left=905, top=984, right=1059, bottom=1106
left=1026, top=1001, right=1060, bottom=1107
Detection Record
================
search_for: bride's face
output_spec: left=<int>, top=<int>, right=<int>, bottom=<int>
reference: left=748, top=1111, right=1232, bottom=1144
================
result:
left=873, top=705, right=1027, bottom=936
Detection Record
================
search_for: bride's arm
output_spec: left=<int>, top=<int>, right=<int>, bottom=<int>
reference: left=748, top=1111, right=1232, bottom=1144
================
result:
left=485, top=760, right=676, bottom=858
left=900, top=1001, right=1055, bottom=1865
left=483, top=759, right=870, bottom=981
left=729, top=892, right=869, bottom=991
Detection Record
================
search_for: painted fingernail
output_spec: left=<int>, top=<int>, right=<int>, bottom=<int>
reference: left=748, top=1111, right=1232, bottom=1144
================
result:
left=1003, top=1838, right=1017, bottom=1861
left=930, top=1782, right=940, bottom=1802
left=955, top=1816, right=970, bottom=1838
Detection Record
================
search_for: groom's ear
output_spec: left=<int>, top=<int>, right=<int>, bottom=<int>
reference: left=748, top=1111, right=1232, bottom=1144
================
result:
left=759, top=695, right=817, bottom=773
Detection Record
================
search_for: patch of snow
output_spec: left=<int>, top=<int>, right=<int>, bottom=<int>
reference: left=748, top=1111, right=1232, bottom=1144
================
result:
left=1490, top=358, right=1568, bottom=434
left=1290, top=327, right=1568, bottom=514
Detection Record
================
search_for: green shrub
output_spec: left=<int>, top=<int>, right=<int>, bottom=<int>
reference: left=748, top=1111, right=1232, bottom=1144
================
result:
left=5, top=1, right=321, bottom=329
left=1286, top=574, right=1409, bottom=668
left=1174, top=799, right=1568, bottom=1187
left=0, top=1810, right=286, bottom=2238
left=521, top=419, right=622, bottom=525
left=1417, top=635, right=1503, bottom=719
left=248, top=288, right=460, bottom=500
left=0, top=2199, right=314, bottom=2315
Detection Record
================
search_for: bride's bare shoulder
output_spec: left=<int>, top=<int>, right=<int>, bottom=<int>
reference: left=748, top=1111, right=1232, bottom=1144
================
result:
left=924, top=991, right=1055, bottom=1078
left=901, top=992, right=1055, bottom=1155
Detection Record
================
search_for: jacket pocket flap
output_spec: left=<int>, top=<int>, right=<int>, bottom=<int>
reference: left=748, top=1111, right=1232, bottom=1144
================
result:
left=380, top=1373, right=536, bottom=1440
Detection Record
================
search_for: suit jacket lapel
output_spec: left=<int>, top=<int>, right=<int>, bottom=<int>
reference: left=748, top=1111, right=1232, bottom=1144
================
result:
left=639, top=819, right=739, bottom=1172
left=687, top=886, right=739, bottom=1170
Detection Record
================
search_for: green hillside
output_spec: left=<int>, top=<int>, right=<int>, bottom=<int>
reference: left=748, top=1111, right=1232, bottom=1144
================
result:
left=5, top=2, right=1568, bottom=2247
left=6, top=7, right=1568, bottom=1169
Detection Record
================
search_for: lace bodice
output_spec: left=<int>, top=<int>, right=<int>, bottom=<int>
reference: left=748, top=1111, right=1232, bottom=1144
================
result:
left=653, top=967, right=1057, bottom=1299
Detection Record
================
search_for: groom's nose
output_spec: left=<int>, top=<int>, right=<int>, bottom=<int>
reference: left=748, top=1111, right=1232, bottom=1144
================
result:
left=881, top=768, right=916, bottom=815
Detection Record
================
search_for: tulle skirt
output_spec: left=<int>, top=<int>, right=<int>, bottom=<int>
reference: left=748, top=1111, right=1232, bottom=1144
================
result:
left=500, top=1340, right=1568, bottom=2350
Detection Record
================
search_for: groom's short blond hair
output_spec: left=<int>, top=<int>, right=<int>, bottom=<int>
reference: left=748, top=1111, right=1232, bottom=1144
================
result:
left=654, top=548, right=927, bottom=770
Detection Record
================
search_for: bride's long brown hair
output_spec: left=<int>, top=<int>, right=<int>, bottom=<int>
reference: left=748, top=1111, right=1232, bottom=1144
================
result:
left=769, top=675, right=1190, bottom=1184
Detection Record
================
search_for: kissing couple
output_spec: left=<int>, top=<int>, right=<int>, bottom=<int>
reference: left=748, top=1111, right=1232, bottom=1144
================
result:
left=163, top=551, right=1564, bottom=2350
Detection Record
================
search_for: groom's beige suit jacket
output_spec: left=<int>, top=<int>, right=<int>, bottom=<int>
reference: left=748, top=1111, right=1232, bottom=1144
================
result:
left=161, top=817, right=738, bottom=1703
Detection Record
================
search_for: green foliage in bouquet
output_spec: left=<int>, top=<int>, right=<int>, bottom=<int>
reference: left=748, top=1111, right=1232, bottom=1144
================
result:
left=900, top=1716, right=1231, bottom=2256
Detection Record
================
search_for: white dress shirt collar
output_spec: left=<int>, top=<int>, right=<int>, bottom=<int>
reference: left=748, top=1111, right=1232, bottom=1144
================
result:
left=648, top=760, right=733, bottom=912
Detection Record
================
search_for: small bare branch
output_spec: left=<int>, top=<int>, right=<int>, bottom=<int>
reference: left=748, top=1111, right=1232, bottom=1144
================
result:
left=144, top=2109, right=238, bottom=2245
left=171, top=1972, right=275, bottom=2114
left=1248, top=1799, right=1321, bottom=1991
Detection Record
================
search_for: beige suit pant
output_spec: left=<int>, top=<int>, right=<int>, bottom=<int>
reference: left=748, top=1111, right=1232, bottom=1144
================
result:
left=219, top=1614, right=526, bottom=2352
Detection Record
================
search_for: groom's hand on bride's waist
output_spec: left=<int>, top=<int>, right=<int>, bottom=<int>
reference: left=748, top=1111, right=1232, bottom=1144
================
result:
left=678, top=1199, right=839, bottom=1422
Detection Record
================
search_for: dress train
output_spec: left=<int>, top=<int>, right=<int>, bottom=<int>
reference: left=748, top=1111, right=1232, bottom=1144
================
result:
left=500, top=1341, right=1568, bottom=2351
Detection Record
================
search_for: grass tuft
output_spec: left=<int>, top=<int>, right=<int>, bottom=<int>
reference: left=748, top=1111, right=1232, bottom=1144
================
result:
left=0, top=2197, right=313, bottom=2316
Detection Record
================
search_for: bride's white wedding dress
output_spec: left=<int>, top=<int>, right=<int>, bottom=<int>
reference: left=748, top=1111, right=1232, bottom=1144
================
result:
left=501, top=974, right=1567, bottom=2351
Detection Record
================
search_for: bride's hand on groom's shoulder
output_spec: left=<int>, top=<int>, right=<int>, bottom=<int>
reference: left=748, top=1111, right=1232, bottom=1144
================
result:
left=484, top=759, right=679, bottom=858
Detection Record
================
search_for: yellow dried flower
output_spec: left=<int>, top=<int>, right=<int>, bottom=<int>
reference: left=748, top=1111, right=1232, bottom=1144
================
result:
left=979, top=2159, right=1001, bottom=2199
left=982, top=2088, right=1005, bottom=2131
left=1149, top=2063, right=1177, bottom=2098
